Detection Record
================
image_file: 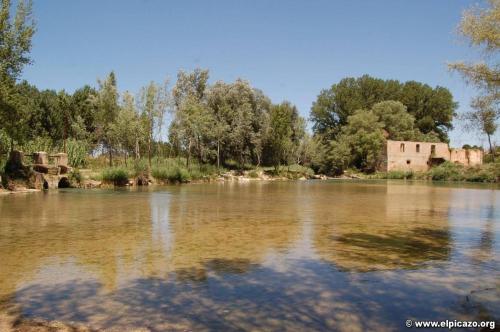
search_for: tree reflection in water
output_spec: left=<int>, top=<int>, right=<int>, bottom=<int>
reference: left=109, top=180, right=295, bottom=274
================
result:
left=0, top=182, right=498, bottom=331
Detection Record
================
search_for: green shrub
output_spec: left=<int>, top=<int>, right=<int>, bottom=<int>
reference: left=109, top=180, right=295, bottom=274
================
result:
left=152, top=166, right=190, bottom=183
left=248, top=170, right=259, bottom=178
left=199, top=163, right=219, bottom=175
left=465, top=169, right=494, bottom=182
left=463, top=164, right=498, bottom=182
left=274, top=164, right=315, bottom=179
left=19, top=137, right=54, bottom=155
left=412, top=172, right=428, bottom=180
left=133, top=159, right=149, bottom=176
left=224, top=159, right=253, bottom=170
left=189, top=168, right=203, bottom=180
left=176, top=168, right=191, bottom=183
left=151, top=166, right=169, bottom=180
left=371, top=162, right=498, bottom=183
left=287, top=164, right=315, bottom=177
left=101, top=167, right=129, bottom=185
left=0, top=157, right=6, bottom=175
left=0, top=129, right=9, bottom=164
left=87, top=156, right=109, bottom=170
left=385, top=170, right=414, bottom=179
left=224, top=159, right=238, bottom=170
left=483, top=153, right=498, bottom=163
left=67, top=139, right=89, bottom=167
left=68, top=169, right=83, bottom=185
left=429, top=162, right=464, bottom=181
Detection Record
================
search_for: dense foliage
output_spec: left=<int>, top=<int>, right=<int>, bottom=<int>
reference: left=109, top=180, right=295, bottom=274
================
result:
left=0, top=67, right=309, bottom=172
left=372, top=161, right=500, bottom=183
left=310, top=75, right=457, bottom=143
left=169, top=70, right=306, bottom=170
left=313, top=100, right=444, bottom=174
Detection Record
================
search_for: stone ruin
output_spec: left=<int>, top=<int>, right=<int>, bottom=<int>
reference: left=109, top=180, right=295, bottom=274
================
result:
left=382, top=140, right=483, bottom=172
left=4, top=150, right=72, bottom=190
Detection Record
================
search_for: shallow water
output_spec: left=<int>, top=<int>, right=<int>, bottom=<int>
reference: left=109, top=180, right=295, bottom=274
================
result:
left=0, top=181, right=498, bottom=331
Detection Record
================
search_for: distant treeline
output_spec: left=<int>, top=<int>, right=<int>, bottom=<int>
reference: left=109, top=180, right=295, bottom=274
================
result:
left=0, top=69, right=311, bottom=171
left=0, top=68, right=460, bottom=174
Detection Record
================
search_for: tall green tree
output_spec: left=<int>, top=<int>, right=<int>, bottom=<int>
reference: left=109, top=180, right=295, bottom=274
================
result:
left=265, top=101, right=306, bottom=169
left=0, top=0, right=35, bottom=150
left=295, top=133, right=322, bottom=167
left=138, top=81, right=169, bottom=168
left=58, top=90, right=71, bottom=152
left=91, top=71, right=119, bottom=166
left=172, top=69, right=209, bottom=109
left=340, top=110, right=385, bottom=172
left=449, top=0, right=499, bottom=97
left=206, top=79, right=272, bottom=169
left=464, top=96, right=499, bottom=160
left=371, top=100, right=416, bottom=140
left=322, top=101, right=431, bottom=174
left=171, top=71, right=274, bottom=170
left=69, top=85, right=98, bottom=144
left=267, top=102, right=294, bottom=171
left=109, top=92, right=142, bottom=165
left=206, top=80, right=233, bottom=168
left=449, top=0, right=499, bottom=157
left=170, top=69, right=210, bottom=168
left=310, top=75, right=457, bottom=142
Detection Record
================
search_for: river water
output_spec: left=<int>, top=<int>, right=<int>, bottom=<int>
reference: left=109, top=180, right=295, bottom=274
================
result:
left=0, top=181, right=498, bottom=331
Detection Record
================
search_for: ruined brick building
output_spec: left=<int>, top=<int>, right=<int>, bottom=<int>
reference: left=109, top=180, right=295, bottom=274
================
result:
left=381, top=140, right=483, bottom=172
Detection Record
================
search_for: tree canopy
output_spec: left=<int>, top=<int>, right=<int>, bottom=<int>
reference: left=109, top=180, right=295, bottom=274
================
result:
left=314, top=100, right=443, bottom=174
left=0, top=0, right=35, bottom=150
left=310, top=75, right=457, bottom=142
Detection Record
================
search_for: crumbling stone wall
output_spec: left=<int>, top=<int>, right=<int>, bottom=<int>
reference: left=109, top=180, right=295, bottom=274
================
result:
left=33, top=152, right=48, bottom=165
left=384, top=140, right=483, bottom=172
left=450, top=149, right=483, bottom=166
left=385, top=140, right=450, bottom=172
left=3, top=150, right=72, bottom=190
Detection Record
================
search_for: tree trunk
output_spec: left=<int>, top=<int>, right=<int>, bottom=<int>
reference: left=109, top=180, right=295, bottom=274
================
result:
left=108, top=146, right=113, bottom=167
left=217, top=140, right=220, bottom=171
left=10, top=138, right=14, bottom=152
left=148, top=134, right=152, bottom=169
left=135, top=138, right=140, bottom=160
left=177, top=144, right=181, bottom=164
left=186, top=140, right=192, bottom=169
left=157, top=142, right=161, bottom=165
left=487, top=133, right=495, bottom=162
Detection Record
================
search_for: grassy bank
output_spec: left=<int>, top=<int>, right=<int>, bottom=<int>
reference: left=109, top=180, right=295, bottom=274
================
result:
left=88, top=156, right=317, bottom=186
left=89, top=157, right=221, bottom=185
left=0, top=150, right=318, bottom=190
left=368, top=161, right=500, bottom=183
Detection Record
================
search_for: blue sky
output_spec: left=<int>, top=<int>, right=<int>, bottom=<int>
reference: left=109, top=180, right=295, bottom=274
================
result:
left=22, top=0, right=494, bottom=147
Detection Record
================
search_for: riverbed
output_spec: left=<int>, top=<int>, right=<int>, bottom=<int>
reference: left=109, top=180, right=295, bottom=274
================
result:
left=0, top=180, right=498, bottom=331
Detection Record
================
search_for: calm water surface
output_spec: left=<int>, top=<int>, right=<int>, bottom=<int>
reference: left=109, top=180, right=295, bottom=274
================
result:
left=0, top=181, right=499, bottom=331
